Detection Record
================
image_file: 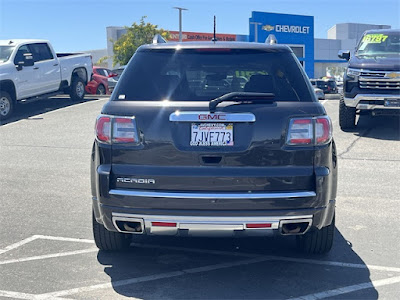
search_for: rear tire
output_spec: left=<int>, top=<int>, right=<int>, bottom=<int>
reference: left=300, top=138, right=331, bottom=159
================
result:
left=69, top=77, right=86, bottom=101
left=339, top=97, right=356, bottom=130
left=0, top=91, right=14, bottom=121
left=92, top=212, right=131, bottom=251
left=96, top=84, right=106, bottom=95
left=296, top=215, right=335, bottom=254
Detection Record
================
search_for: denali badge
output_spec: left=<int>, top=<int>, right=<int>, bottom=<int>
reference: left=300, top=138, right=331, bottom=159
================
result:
left=117, top=178, right=156, bottom=184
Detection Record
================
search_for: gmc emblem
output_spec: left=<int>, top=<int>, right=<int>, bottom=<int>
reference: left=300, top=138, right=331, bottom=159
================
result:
left=198, top=114, right=226, bottom=120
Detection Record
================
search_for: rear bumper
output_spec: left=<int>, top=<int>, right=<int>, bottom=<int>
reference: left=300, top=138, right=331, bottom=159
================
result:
left=110, top=212, right=313, bottom=237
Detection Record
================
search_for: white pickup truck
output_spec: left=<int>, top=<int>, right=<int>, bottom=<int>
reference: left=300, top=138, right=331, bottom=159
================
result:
left=0, top=39, right=93, bottom=120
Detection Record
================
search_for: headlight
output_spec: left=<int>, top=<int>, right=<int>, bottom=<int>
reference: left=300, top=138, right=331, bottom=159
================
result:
left=347, top=68, right=361, bottom=78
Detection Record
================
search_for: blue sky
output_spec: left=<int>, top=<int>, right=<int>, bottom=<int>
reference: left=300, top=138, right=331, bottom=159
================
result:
left=0, top=0, right=399, bottom=52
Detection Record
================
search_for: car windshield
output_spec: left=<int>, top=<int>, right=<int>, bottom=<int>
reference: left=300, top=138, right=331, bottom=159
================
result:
left=356, top=32, right=400, bottom=57
left=0, top=45, right=15, bottom=63
left=113, top=49, right=314, bottom=102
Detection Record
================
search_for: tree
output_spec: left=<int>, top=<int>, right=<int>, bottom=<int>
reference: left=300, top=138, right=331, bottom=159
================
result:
left=113, top=16, right=170, bottom=66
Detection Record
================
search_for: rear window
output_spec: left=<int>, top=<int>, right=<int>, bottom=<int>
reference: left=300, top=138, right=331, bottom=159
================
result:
left=113, top=49, right=314, bottom=102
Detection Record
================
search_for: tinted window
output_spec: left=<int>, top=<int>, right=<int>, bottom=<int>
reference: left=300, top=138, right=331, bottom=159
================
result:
left=14, top=45, right=31, bottom=64
left=113, top=49, right=313, bottom=102
left=29, top=43, right=54, bottom=62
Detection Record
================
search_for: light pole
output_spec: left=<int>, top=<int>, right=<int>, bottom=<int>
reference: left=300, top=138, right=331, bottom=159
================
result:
left=250, top=22, right=262, bottom=43
left=173, top=7, right=188, bottom=42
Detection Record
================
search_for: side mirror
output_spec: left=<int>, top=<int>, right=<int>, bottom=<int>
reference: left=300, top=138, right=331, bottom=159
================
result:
left=338, top=50, right=350, bottom=61
left=16, top=53, right=34, bottom=71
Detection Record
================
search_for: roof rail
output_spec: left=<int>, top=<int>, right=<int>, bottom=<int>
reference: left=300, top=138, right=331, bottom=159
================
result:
left=153, top=34, right=167, bottom=44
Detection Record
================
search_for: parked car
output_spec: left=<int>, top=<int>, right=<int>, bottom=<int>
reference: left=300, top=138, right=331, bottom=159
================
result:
left=108, top=65, right=127, bottom=92
left=85, top=66, right=117, bottom=95
left=91, top=41, right=337, bottom=254
left=0, top=39, right=92, bottom=120
left=310, top=79, right=338, bottom=94
left=314, top=87, right=325, bottom=100
left=338, top=29, right=400, bottom=130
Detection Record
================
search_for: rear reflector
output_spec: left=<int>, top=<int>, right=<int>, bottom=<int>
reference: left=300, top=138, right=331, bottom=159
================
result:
left=151, top=222, right=177, bottom=227
left=246, top=223, right=272, bottom=228
left=286, top=116, right=332, bottom=146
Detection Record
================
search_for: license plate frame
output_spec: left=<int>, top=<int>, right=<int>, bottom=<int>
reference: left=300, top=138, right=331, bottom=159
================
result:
left=190, top=123, right=234, bottom=146
left=384, top=99, right=400, bottom=107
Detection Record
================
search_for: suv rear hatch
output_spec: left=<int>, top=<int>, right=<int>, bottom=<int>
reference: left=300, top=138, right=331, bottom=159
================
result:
left=100, top=46, right=327, bottom=210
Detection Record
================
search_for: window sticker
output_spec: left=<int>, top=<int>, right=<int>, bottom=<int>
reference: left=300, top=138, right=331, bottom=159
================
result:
left=362, top=34, right=388, bottom=44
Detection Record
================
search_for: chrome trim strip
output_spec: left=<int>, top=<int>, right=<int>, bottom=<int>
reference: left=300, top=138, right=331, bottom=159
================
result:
left=109, top=189, right=316, bottom=199
left=169, top=111, right=256, bottom=122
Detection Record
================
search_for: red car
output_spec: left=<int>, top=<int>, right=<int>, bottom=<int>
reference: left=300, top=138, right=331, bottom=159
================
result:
left=85, top=66, right=118, bottom=95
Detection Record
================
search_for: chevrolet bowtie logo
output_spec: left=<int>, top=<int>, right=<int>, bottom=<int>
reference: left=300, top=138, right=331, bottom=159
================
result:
left=387, top=72, right=400, bottom=79
left=262, top=25, right=274, bottom=31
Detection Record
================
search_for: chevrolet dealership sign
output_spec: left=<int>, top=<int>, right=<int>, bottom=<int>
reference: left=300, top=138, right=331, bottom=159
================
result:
left=249, top=11, right=314, bottom=78
left=262, top=24, right=310, bottom=34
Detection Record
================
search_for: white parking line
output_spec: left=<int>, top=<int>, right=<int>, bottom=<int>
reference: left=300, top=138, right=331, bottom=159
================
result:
left=0, top=290, right=70, bottom=300
left=0, top=236, right=39, bottom=255
left=36, top=256, right=270, bottom=299
left=290, top=275, right=400, bottom=300
left=34, top=235, right=94, bottom=244
left=0, top=248, right=97, bottom=265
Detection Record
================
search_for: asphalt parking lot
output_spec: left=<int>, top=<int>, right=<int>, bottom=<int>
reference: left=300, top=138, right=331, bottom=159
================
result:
left=0, top=94, right=399, bottom=299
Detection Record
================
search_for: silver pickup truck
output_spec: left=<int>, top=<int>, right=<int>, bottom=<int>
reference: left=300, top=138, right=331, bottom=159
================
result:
left=0, top=39, right=93, bottom=120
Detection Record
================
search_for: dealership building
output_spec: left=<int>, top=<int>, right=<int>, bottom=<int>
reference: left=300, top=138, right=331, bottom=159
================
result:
left=104, top=11, right=391, bottom=78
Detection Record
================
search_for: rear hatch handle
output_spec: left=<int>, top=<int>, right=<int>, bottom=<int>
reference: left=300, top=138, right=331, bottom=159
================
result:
left=209, top=92, right=275, bottom=113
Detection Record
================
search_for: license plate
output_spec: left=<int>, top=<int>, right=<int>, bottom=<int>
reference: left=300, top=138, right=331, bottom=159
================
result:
left=190, top=123, right=234, bottom=146
left=384, top=99, right=400, bottom=107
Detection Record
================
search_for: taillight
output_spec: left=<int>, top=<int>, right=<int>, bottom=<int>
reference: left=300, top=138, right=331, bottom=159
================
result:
left=286, top=119, right=313, bottom=145
left=95, top=115, right=139, bottom=144
left=113, top=117, right=139, bottom=143
left=287, top=116, right=332, bottom=146
left=315, top=117, right=332, bottom=144
left=95, top=116, right=111, bottom=143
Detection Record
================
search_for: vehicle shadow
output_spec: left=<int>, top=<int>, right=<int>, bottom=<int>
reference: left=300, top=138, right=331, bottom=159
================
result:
left=0, top=96, right=103, bottom=126
left=346, top=114, right=400, bottom=141
left=97, top=229, right=378, bottom=299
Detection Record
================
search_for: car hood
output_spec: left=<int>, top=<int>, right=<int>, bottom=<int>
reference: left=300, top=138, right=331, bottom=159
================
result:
left=349, top=55, right=400, bottom=71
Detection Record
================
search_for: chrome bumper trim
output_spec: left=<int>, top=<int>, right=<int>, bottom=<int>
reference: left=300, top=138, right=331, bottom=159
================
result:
left=109, top=189, right=316, bottom=199
left=344, top=94, right=400, bottom=108
left=111, top=213, right=314, bottom=236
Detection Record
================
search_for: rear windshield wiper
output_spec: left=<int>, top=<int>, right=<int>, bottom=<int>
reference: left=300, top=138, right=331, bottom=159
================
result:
left=209, top=92, right=275, bottom=113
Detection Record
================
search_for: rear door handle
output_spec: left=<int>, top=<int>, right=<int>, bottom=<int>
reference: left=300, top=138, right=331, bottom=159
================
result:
left=33, top=67, right=39, bottom=70
left=53, top=63, right=58, bottom=66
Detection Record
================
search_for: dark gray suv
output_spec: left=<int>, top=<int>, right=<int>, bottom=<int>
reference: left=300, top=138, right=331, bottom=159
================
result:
left=91, top=41, right=337, bottom=254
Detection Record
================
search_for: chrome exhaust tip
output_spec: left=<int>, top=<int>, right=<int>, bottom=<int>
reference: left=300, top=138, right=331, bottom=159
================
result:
left=112, top=217, right=144, bottom=234
left=279, top=218, right=312, bottom=235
